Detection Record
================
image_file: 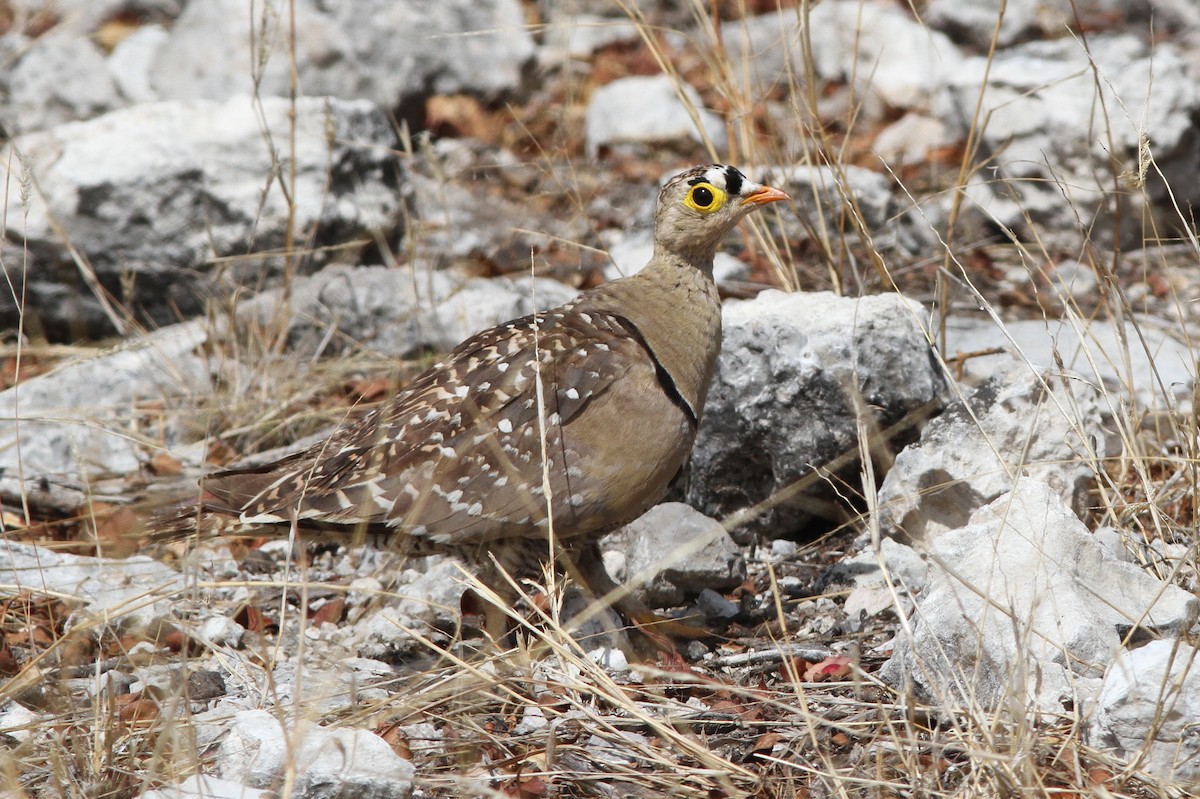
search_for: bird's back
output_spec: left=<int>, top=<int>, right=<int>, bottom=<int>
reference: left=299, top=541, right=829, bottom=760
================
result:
left=199, top=282, right=707, bottom=547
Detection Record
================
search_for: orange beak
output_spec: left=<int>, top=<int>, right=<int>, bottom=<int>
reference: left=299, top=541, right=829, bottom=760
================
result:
left=741, top=185, right=791, bottom=206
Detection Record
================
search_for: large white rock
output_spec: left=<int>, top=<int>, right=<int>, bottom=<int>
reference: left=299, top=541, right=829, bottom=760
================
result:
left=881, top=479, right=1198, bottom=712
left=933, top=35, right=1199, bottom=245
left=926, top=0, right=1200, bottom=50
left=139, top=774, right=273, bottom=799
left=217, top=709, right=415, bottom=798
left=925, top=0, right=1047, bottom=48
left=0, top=31, right=121, bottom=134
left=805, top=0, right=964, bottom=109
left=0, top=541, right=184, bottom=630
left=0, top=321, right=210, bottom=506
left=1087, top=638, right=1200, bottom=790
left=149, top=0, right=534, bottom=105
left=600, top=502, right=746, bottom=606
left=722, top=2, right=964, bottom=109
left=541, top=13, right=639, bottom=62
left=585, top=75, right=727, bottom=158
left=0, top=95, right=401, bottom=336
left=877, top=360, right=1111, bottom=541
left=943, top=315, right=1195, bottom=413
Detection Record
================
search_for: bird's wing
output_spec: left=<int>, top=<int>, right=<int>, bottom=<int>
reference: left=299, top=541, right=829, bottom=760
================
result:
left=202, top=305, right=669, bottom=542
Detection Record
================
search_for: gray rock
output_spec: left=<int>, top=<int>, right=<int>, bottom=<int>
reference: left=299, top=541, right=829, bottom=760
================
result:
left=199, top=615, right=246, bottom=650
left=835, top=538, right=928, bottom=631
left=1087, top=638, right=1200, bottom=789
left=347, top=577, right=385, bottom=609
left=942, top=314, right=1195, bottom=412
left=108, top=24, right=171, bottom=104
left=693, top=587, right=739, bottom=623
left=585, top=75, right=727, bottom=158
left=688, top=290, right=943, bottom=540
left=0, top=541, right=184, bottom=630
left=541, top=13, right=639, bottom=62
left=350, top=558, right=465, bottom=661
left=394, top=721, right=444, bottom=758
left=872, top=113, right=955, bottom=167
left=405, top=159, right=589, bottom=273
left=600, top=502, right=745, bottom=607
left=1091, top=526, right=1133, bottom=563
left=512, top=705, right=548, bottom=736
left=333, top=658, right=397, bottom=706
left=881, top=479, right=1198, bottom=711
left=391, top=558, right=471, bottom=625
left=925, top=0, right=1048, bottom=49
left=187, top=670, right=227, bottom=702
left=0, top=321, right=210, bottom=507
left=762, top=162, right=932, bottom=254
left=806, top=1, right=964, bottom=110
left=768, top=539, right=798, bottom=560
left=217, top=709, right=415, bottom=799
left=722, top=3, right=963, bottom=110
left=255, top=654, right=380, bottom=718
left=0, top=5, right=183, bottom=134
left=0, top=31, right=121, bottom=135
left=560, top=584, right=630, bottom=652
left=933, top=35, right=1200, bottom=246
left=877, top=360, right=1110, bottom=542
left=0, top=701, right=47, bottom=743
left=927, top=0, right=1200, bottom=50
left=92, top=670, right=135, bottom=703
left=238, top=264, right=576, bottom=359
left=1, top=95, right=402, bottom=338
left=1047, top=260, right=1100, bottom=306
left=718, top=10, right=804, bottom=96
left=150, top=0, right=534, bottom=109
left=421, top=275, right=578, bottom=354
left=139, top=775, right=273, bottom=799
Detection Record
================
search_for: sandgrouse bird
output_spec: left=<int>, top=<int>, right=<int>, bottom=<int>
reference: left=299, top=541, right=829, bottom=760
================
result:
left=174, top=164, right=788, bottom=638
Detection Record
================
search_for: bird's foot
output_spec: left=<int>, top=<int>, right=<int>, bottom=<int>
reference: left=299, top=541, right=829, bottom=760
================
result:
left=623, top=609, right=716, bottom=641
left=614, top=599, right=719, bottom=656
left=564, top=543, right=721, bottom=656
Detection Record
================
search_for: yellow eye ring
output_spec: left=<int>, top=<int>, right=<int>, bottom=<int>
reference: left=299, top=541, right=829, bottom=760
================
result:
left=683, top=182, right=727, bottom=214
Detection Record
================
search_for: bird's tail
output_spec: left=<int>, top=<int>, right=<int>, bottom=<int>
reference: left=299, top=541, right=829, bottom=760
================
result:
left=143, top=500, right=246, bottom=545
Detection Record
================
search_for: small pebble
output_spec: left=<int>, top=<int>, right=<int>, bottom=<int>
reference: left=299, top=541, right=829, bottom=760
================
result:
left=770, top=539, right=798, bottom=559
left=588, top=646, right=629, bottom=672
left=778, top=575, right=805, bottom=597
left=201, top=615, right=246, bottom=649
left=695, top=588, right=739, bottom=623
left=186, top=670, right=226, bottom=701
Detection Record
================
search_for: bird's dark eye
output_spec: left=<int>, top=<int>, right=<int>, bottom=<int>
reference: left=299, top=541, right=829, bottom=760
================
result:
left=683, top=181, right=727, bottom=213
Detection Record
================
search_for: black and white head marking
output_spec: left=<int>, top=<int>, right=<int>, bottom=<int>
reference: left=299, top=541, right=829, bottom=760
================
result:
left=686, top=164, right=747, bottom=196
left=691, top=163, right=744, bottom=195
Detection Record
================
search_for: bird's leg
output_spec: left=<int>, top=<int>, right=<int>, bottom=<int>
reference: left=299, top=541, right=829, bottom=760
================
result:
left=566, top=543, right=716, bottom=651
left=470, top=550, right=530, bottom=648
left=483, top=601, right=511, bottom=647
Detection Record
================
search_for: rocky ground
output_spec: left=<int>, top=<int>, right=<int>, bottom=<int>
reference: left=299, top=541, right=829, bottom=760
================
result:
left=2, top=1, right=1200, bottom=797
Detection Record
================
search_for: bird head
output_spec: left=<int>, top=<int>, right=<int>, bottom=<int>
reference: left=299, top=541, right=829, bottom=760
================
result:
left=652, top=164, right=789, bottom=264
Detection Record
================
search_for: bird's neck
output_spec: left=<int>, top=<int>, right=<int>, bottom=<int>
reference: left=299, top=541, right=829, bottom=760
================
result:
left=584, top=249, right=722, bottom=422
